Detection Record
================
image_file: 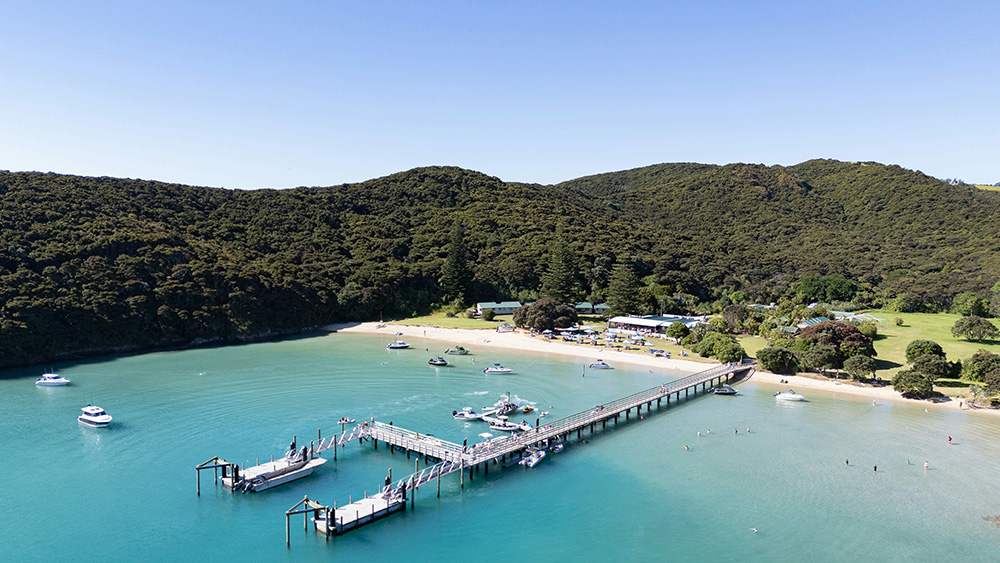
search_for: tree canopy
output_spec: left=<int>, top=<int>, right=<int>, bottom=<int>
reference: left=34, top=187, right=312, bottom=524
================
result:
left=511, top=298, right=578, bottom=331
left=5, top=158, right=1000, bottom=367
left=951, top=316, right=999, bottom=342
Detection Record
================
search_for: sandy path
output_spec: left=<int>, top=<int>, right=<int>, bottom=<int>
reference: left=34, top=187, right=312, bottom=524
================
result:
left=323, top=321, right=996, bottom=417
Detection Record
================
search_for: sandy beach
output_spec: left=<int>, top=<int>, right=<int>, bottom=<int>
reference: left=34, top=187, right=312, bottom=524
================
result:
left=325, top=321, right=997, bottom=417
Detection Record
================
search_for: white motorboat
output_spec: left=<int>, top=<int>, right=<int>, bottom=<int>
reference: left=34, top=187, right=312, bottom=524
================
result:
left=483, top=363, right=512, bottom=374
left=223, top=446, right=327, bottom=493
left=78, top=405, right=112, bottom=427
left=445, top=346, right=470, bottom=355
left=338, top=417, right=356, bottom=424
left=453, top=407, right=484, bottom=420
left=519, top=449, right=547, bottom=468
left=588, top=360, right=613, bottom=369
left=386, top=340, right=410, bottom=349
left=484, top=415, right=521, bottom=432
left=774, top=389, right=806, bottom=401
left=429, top=356, right=449, bottom=366
left=712, top=384, right=738, bottom=395
left=488, top=394, right=519, bottom=416
left=547, top=442, right=565, bottom=454
left=35, top=373, right=70, bottom=386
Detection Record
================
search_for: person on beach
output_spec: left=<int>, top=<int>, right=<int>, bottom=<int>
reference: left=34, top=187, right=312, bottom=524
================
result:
left=874, top=465, right=877, bottom=472
left=845, top=459, right=849, bottom=466
left=924, top=461, right=929, bottom=469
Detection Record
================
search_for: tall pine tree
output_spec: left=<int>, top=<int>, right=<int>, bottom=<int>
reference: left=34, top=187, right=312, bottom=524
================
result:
left=440, top=221, right=471, bottom=303
left=606, top=259, right=641, bottom=315
left=540, top=228, right=580, bottom=303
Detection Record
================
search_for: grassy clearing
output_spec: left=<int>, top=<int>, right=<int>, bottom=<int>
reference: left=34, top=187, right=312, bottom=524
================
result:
left=742, top=309, right=1000, bottom=396
left=863, top=310, right=1000, bottom=372
left=387, top=313, right=505, bottom=330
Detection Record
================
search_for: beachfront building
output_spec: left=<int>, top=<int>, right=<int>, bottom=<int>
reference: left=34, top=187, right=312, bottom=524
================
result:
left=574, top=302, right=611, bottom=315
left=475, top=301, right=524, bottom=316
left=607, top=314, right=708, bottom=334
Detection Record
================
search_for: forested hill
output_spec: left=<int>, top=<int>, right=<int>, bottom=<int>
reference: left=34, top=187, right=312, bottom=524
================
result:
left=2, top=160, right=999, bottom=368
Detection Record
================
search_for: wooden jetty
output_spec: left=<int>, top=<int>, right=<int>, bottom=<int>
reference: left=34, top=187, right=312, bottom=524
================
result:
left=288, top=361, right=753, bottom=544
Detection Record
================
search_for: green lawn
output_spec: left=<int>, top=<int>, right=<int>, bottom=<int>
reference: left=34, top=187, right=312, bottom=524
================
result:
left=387, top=313, right=506, bottom=330
left=741, top=309, right=1000, bottom=396
left=862, top=310, right=1000, bottom=374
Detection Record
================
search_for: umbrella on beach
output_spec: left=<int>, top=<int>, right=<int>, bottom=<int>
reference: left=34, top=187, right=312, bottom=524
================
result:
left=542, top=329, right=553, bottom=334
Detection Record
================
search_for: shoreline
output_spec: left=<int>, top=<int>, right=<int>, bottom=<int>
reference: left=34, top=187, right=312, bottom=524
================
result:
left=325, top=321, right=998, bottom=418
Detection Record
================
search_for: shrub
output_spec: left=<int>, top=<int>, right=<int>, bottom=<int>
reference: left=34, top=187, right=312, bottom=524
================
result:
left=905, top=340, right=945, bottom=363
left=843, top=354, right=876, bottom=381
left=892, top=368, right=933, bottom=398
left=482, top=308, right=496, bottom=322
left=756, top=346, right=799, bottom=374
left=952, top=316, right=999, bottom=342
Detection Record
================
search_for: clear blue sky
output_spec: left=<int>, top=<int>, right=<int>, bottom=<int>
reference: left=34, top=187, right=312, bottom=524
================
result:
left=2, top=1, right=997, bottom=188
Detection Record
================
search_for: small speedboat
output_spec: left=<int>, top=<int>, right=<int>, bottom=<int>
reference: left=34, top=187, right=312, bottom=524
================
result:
left=338, top=417, right=356, bottom=424
left=35, top=373, right=70, bottom=386
left=445, top=346, right=470, bottom=355
left=483, top=363, right=512, bottom=374
left=387, top=340, right=410, bottom=349
left=519, top=449, right=546, bottom=468
left=774, top=390, right=806, bottom=401
left=491, top=400, right=518, bottom=416
left=453, top=407, right=483, bottom=420
left=78, top=405, right=112, bottom=427
left=429, top=356, right=449, bottom=366
left=712, top=385, right=738, bottom=395
left=547, top=442, right=564, bottom=454
left=588, top=360, right=613, bottom=369
left=485, top=415, right=521, bottom=432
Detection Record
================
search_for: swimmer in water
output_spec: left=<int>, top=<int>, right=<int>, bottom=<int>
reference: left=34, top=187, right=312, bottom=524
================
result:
left=684, top=445, right=689, bottom=450
left=751, top=528, right=758, bottom=533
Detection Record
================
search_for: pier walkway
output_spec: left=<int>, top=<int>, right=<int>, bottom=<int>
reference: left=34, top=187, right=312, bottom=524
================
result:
left=294, top=361, right=753, bottom=542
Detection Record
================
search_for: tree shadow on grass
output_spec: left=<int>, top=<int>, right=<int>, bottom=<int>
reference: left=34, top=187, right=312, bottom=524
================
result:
left=874, top=358, right=903, bottom=371
left=934, top=379, right=971, bottom=388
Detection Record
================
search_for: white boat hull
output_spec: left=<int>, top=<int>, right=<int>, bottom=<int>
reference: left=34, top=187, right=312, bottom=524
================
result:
left=223, top=457, right=327, bottom=492
left=78, top=416, right=111, bottom=427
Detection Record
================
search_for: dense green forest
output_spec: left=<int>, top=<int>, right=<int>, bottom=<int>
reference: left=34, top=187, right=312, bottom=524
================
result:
left=2, top=159, right=1000, bottom=368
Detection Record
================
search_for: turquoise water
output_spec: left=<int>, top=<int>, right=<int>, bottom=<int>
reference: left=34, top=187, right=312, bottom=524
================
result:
left=3, top=332, right=1000, bottom=561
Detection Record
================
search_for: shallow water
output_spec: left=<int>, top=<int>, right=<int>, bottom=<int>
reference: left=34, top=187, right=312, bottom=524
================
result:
left=3, top=332, right=999, bottom=561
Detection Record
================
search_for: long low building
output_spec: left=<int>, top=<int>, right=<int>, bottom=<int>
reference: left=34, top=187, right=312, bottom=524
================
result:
left=608, top=315, right=708, bottom=332
left=476, top=301, right=524, bottom=315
